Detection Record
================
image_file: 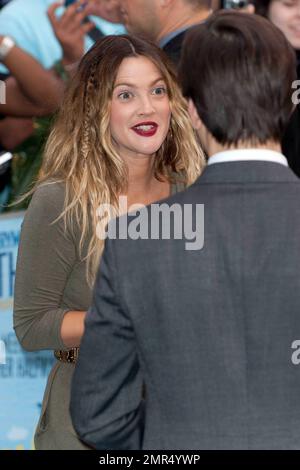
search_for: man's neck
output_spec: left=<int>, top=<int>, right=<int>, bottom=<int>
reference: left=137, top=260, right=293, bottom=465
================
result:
left=156, top=8, right=211, bottom=44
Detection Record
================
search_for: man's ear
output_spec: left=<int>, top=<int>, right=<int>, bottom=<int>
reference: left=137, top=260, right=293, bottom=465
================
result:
left=188, top=99, right=202, bottom=131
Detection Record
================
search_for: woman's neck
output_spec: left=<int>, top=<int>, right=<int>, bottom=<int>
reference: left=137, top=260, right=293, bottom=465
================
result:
left=127, top=155, right=156, bottom=192
left=122, top=153, right=171, bottom=207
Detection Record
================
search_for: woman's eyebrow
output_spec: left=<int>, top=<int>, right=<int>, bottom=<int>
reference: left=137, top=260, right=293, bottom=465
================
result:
left=114, top=77, right=165, bottom=89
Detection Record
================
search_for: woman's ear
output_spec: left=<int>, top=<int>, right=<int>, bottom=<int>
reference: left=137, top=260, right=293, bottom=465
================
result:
left=188, top=99, right=202, bottom=131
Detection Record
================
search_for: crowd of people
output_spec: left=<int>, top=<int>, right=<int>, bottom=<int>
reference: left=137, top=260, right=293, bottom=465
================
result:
left=0, top=0, right=299, bottom=450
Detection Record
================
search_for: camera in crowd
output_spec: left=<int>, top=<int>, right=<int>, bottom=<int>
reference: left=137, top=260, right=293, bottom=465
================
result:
left=222, top=0, right=249, bottom=8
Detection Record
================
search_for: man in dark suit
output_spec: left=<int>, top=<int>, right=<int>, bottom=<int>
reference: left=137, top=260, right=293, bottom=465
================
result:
left=71, top=12, right=300, bottom=449
left=120, top=0, right=212, bottom=66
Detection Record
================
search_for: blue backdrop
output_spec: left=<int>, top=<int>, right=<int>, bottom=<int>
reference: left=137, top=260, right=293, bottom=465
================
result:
left=0, top=212, right=53, bottom=450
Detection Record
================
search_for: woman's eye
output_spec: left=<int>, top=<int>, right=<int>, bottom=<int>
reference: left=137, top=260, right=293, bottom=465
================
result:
left=118, top=91, right=132, bottom=100
left=152, top=87, right=167, bottom=96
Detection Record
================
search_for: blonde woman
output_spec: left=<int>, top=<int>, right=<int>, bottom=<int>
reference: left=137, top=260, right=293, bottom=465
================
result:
left=13, top=35, right=205, bottom=450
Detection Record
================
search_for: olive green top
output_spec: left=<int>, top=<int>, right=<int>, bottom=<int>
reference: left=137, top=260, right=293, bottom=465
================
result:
left=13, top=178, right=185, bottom=450
left=14, top=181, right=91, bottom=352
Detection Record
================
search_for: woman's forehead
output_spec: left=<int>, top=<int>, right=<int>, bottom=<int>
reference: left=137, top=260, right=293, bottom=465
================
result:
left=114, top=56, right=166, bottom=85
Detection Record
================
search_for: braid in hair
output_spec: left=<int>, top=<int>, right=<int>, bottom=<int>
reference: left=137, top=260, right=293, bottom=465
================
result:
left=81, top=59, right=99, bottom=165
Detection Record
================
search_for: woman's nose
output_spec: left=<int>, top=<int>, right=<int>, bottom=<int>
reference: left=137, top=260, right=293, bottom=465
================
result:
left=137, top=95, right=155, bottom=115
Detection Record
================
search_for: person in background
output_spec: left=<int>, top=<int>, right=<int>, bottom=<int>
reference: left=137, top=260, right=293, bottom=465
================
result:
left=0, top=37, right=64, bottom=210
left=13, top=35, right=205, bottom=450
left=254, top=0, right=300, bottom=177
left=254, top=0, right=300, bottom=55
left=0, top=0, right=124, bottom=75
left=120, top=0, right=212, bottom=66
left=0, top=0, right=124, bottom=144
left=71, top=12, right=300, bottom=450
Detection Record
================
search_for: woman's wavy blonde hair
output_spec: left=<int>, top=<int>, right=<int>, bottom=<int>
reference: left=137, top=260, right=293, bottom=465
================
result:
left=26, top=35, right=206, bottom=286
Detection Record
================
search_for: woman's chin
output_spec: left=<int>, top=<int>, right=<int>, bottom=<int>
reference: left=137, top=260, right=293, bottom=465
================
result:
left=133, top=143, right=164, bottom=157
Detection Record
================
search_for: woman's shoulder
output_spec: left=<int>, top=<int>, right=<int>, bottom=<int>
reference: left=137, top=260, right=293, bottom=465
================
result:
left=26, top=180, right=66, bottom=222
left=19, top=179, right=79, bottom=250
left=31, top=180, right=65, bottom=205
left=33, top=180, right=66, bottom=200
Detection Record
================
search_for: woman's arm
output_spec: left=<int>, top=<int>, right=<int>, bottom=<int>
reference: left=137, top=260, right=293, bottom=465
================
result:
left=13, top=182, right=88, bottom=351
left=61, top=310, right=86, bottom=348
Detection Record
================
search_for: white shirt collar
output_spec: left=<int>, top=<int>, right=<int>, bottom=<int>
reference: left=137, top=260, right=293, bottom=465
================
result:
left=208, top=149, right=288, bottom=167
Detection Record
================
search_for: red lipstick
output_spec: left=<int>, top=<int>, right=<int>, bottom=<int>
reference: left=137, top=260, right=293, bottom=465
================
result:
left=131, top=121, right=158, bottom=137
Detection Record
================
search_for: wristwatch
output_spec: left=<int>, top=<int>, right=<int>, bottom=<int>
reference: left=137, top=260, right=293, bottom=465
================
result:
left=0, top=36, right=15, bottom=61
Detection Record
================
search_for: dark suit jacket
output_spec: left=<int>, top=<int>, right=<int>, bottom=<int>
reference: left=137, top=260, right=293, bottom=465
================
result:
left=281, top=55, right=300, bottom=177
left=282, top=105, right=300, bottom=178
left=71, top=159, right=300, bottom=450
left=162, top=30, right=187, bottom=67
left=275, top=53, right=300, bottom=177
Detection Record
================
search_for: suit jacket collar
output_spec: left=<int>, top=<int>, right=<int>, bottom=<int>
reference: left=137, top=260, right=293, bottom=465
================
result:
left=196, top=160, right=299, bottom=185
left=208, top=148, right=288, bottom=167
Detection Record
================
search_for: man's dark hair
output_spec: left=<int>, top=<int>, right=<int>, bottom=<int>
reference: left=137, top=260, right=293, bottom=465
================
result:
left=179, top=11, right=296, bottom=145
left=252, top=0, right=271, bottom=17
